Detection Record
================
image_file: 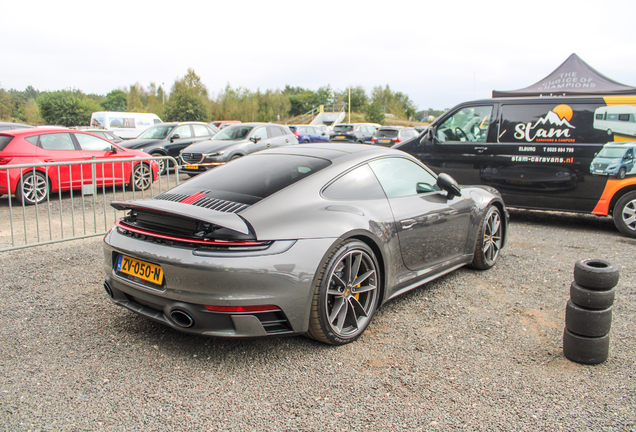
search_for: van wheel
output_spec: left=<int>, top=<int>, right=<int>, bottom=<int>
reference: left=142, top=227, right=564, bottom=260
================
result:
left=613, top=191, right=636, bottom=238
left=617, top=167, right=626, bottom=179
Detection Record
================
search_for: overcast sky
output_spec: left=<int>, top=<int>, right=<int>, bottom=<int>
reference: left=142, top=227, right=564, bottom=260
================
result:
left=2, top=0, right=635, bottom=112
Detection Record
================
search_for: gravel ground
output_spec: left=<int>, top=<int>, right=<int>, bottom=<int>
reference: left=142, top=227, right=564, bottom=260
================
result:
left=0, top=209, right=634, bottom=431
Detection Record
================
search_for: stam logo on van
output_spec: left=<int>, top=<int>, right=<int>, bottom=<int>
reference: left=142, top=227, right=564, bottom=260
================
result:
left=514, top=104, right=576, bottom=143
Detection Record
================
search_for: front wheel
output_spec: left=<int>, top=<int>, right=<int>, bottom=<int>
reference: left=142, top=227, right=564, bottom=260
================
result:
left=151, top=152, right=167, bottom=176
left=613, top=191, right=636, bottom=238
left=617, top=167, right=626, bottom=179
left=470, top=205, right=503, bottom=270
left=307, top=240, right=380, bottom=345
left=16, top=171, right=49, bottom=205
left=131, top=163, right=152, bottom=191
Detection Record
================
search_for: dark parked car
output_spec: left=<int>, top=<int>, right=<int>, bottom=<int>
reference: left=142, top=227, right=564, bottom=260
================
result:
left=0, top=128, right=158, bottom=204
left=179, top=123, right=298, bottom=175
left=330, top=123, right=377, bottom=143
left=371, top=127, right=418, bottom=147
left=0, top=122, right=35, bottom=131
left=119, top=122, right=219, bottom=175
left=288, top=125, right=330, bottom=143
left=83, top=129, right=124, bottom=144
left=103, top=143, right=507, bottom=345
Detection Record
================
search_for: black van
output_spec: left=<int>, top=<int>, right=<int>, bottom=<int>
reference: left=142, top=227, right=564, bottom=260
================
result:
left=397, top=96, right=636, bottom=237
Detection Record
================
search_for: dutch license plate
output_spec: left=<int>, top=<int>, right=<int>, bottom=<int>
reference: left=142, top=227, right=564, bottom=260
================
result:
left=185, top=164, right=199, bottom=170
left=336, top=135, right=345, bottom=139
left=380, top=139, right=391, bottom=143
left=117, top=255, right=163, bottom=285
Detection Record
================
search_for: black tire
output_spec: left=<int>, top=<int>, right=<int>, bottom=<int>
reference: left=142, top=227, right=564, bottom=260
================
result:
left=151, top=152, right=167, bottom=176
left=617, top=167, right=626, bottom=180
left=230, top=155, right=242, bottom=161
left=470, top=205, right=503, bottom=270
left=303, top=139, right=310, bottom=144
left=613, top=191, right=636, bottom=238
left=573, top=259, right=620, bottom=290
left=565, top=300, right=612, bottom=338
left=131, top=163, right=152, bottom=191
left=306, top=240, right=381, bottom=345
left=570, top=281, right=615, bottom=310
left=16, top=171, right=49, bottom=205
left=563, top=328, right=609, bottom=365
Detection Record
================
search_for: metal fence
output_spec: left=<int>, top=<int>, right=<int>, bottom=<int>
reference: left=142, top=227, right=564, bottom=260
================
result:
left=0, top=156, right=182, bottom=252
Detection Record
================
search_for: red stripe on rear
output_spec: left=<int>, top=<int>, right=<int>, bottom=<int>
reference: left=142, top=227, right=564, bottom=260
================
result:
left=181, top=192, right=207, bottom=205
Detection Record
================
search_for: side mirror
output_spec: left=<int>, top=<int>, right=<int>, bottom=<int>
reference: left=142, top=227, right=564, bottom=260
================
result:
left=250, top=136, right=262, bottom=143
left=109, top=145, right=119, bottom=153
left=170, top=134, right=181, bottom=142
left=436, top=173, right=461, bottom=198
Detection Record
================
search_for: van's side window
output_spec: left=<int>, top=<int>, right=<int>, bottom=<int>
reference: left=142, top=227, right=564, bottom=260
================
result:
left=436, top=106, right=492, bottom=143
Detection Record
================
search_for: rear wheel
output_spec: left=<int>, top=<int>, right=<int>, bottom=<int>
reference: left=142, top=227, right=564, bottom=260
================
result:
left=131, top=163, right=152, bottom=191
left=613, top=191, right=636, bottom=238
left=470, top=205, right=503, bottom=270
left=307, top=240, right=380, bottom=345
left=16, top=171, right=49, bottom=205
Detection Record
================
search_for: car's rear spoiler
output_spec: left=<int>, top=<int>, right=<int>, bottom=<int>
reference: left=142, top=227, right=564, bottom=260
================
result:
left=110, top=199, right=251, bottom=235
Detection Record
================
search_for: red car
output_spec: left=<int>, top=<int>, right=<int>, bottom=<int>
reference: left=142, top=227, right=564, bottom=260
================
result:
left=0, top=128, right=158, bottom=205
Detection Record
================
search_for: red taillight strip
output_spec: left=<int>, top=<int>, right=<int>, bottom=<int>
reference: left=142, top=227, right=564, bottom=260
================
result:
left=204, top=305, right=281, bottom=313
left=115, top=219, right=267, bottom=246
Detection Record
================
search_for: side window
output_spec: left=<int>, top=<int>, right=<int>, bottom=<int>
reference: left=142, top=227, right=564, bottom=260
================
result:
left=75, top=133, right=112, bottom=151
left=25, top=136, right=39, bottom=146
left=39, top=133, right=76, bottom=151
left=322, top=164, right=386, bottom=200
left=253, top=127, right=269, bottom=140
left=193, top=124, right=212, bottom=137
left=268, top=126, right=282, bottom=138
left=173, top=125, right=192, bottom=138
left=153, top=119, right=162, bottom=125
left=437, top=106, right=492, bottom=143
left=369, top=158, right=440, bottom=198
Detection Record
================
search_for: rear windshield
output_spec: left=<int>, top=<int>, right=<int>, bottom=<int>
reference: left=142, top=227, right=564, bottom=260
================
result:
left=213, top=125, right=254, bottom=140
left=333, top=125, right=354, bottom=132
left=376, top=129, right=398, bottom=138
left=138, top=125, right=175, bottom=139
left=0, top=135, right=14, bottom=151
left=288, top=126, right=297, bottom=132
left=182, top=154, right=331, bottom=205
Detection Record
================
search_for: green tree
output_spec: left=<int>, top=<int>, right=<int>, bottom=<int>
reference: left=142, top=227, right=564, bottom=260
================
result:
left=364, top=101, right=385, bottom=125
left=37, top=89, right=102, bottom=126
left=102, top=89, right=127, bottom=111
left=0, top=89, right=13, bottom=121
left=127, top=83, right=144, bottom=112
left=163, top=92, right=210, bottom=122
left=337, top=85, right=368, bottom=112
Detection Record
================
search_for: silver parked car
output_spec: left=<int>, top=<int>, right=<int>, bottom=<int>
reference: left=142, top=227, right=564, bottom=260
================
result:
left=179, top=123, right=298, bottom=176
left=103, top=144, right=507, bottom=345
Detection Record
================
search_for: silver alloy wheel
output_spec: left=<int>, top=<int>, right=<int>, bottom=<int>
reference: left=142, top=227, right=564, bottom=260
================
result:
left=132, top=163, right=152, bottom=190
left=620, top=197, right=636, bottom=232
left=152, top=154, right=166, bottom=175
left=324, top=248, right=378, bottom=338
left=482, top=208, right=502, bottom=266
left=20, top=171, right=48, bottom=205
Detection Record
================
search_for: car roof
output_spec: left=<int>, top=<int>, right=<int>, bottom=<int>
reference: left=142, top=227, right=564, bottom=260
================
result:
left=260, top=142, right=405, bottom=162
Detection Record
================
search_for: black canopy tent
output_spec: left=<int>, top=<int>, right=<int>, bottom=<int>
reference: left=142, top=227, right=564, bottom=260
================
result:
left=492, top=53, right=636, bottom=98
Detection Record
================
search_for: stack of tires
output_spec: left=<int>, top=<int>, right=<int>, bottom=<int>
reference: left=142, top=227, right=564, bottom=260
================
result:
left=563, top=259, right=619, bottom=365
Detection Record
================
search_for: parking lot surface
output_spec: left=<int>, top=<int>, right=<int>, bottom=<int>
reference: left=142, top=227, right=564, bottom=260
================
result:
left=1, top=209, right=634, bottom=431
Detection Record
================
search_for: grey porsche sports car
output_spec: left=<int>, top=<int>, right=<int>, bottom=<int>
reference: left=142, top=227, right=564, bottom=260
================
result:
left=103, top=143, right=508, bottom=345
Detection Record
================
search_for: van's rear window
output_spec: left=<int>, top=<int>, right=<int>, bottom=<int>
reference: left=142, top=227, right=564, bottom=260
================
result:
left=0, top=135, right=14, bottom=151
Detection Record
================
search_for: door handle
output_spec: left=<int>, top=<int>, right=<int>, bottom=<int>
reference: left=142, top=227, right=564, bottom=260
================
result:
left=401, top=219, right=416, bottom=230
left=474, top=146, right=488, bottom=153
